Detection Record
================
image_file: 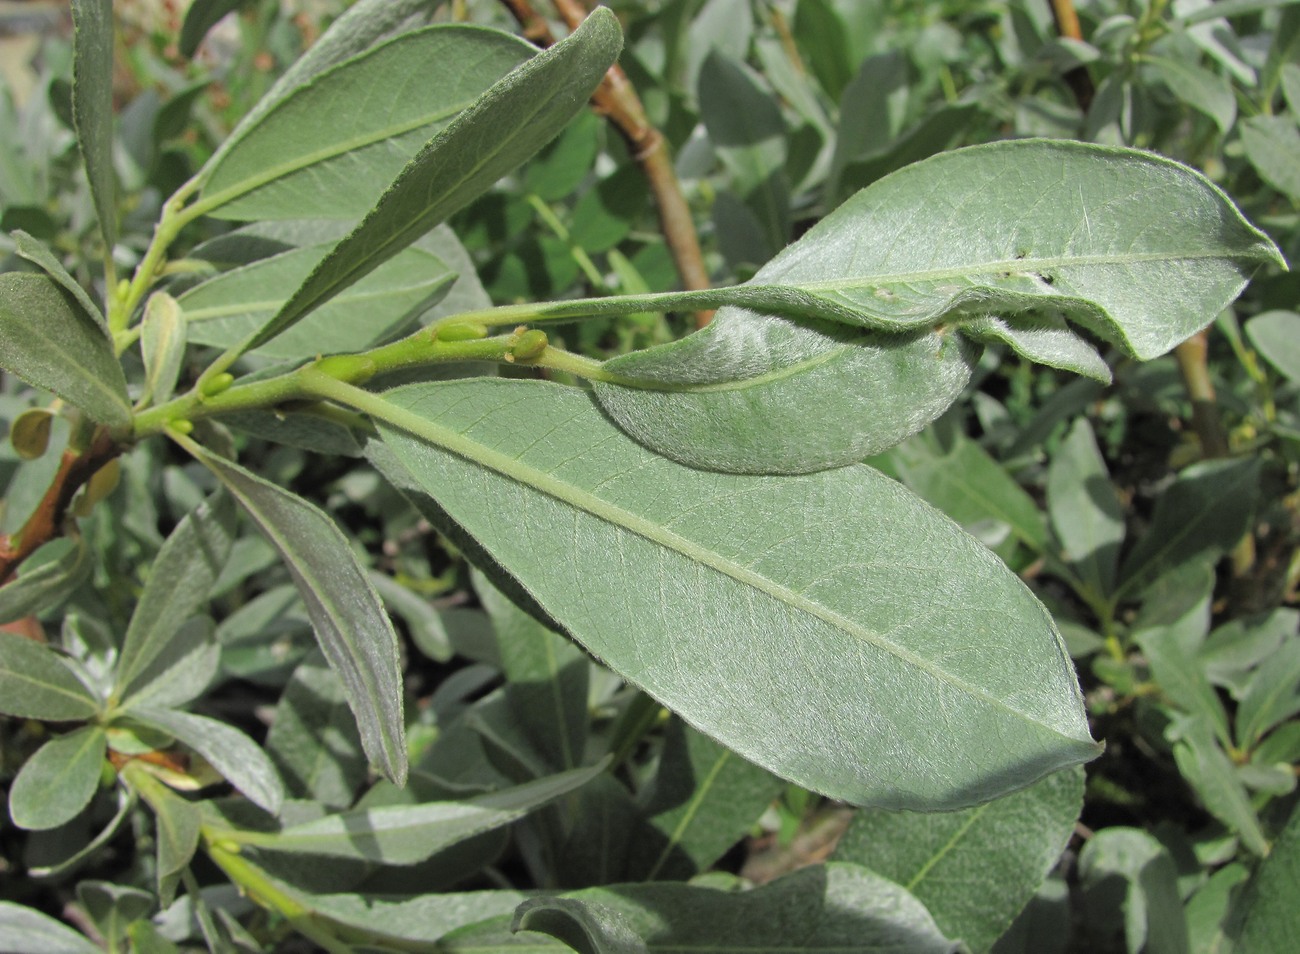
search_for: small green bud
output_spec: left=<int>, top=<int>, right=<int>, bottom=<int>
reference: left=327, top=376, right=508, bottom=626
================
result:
left=169, top=419, right=194, bottom=436
left=199, top=372, right=235, bottom=397
left=435, top=321, right=489, bottom=342
left=314, top=354, right=377, bottom=383
left=508, top=329, right=549, bottom=362
left=10, top=408, right=54, bottom=460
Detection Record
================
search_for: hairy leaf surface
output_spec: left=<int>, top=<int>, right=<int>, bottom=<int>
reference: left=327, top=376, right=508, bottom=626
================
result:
left=375, top=379, right=1099, bottom=810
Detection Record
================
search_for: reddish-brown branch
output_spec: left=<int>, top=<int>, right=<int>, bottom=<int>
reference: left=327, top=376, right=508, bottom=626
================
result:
left=500, top=0, right=713, bottom=326
left=0, top=429, right=120, bottom=585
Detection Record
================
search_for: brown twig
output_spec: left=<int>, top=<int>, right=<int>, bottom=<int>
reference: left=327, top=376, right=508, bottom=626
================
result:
left=1049, top=0, right=1096, bottom=111
left=0, top=428, right=120, bottom=585
left=500, top=0, right=713, bottom=327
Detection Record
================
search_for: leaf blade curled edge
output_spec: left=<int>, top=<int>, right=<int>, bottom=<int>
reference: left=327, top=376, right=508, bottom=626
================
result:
left=375, top=378, right=1099, bottom=811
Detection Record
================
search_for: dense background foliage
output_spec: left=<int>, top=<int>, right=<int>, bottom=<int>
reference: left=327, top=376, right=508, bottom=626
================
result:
left=1, top=0, right=1297, bottom=951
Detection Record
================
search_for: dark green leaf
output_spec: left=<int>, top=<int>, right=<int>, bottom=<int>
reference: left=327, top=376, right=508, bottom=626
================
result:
left=1235, top=638, right=1300, bottom=749
left=11, top=230, right=106, bottom=332
left=113, top=494, right=235, bottom=704
left=71, top=0, right=116, bottom=255
left=1079, top=827, right=1190, bottom=954
left=76, top=882, right=153, bottom=948
left=8, top=726, right=106, bottom=830
left=179, top=0, right=250, bottom=58
left=196, top=27, right=534, bottom=221
left=512, top=897, right=648, bottom=954
left=1230, top=802, right=1300, bottom=952
left=243, top=8, right=621, bottom=356
left=834, top=767, right=1084, bottom=954
left=0, top=535, right=93, bottom=625
left=0, top=902, right=101, bottom=954
left=0, top=630, right=99, bottom=720
left=1117, top=458, right=1259, bottom=600
left=128, top=706, right=284, bottom=814
left=374, top=379, right=1099, bottom=811
left=0, top=273, right=131, bottom=428
left=187, top=442, right=406, bottom=786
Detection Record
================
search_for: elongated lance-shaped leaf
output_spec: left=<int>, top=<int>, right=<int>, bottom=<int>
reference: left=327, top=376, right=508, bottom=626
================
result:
left=0, top=535, right=93, bottom=625
left=0, top=631, right=100, bottom=721
left=113, top=494, right=235, bottom=703
left=11, top=230, right=108, bottom=333
left=594, top=140, right=1282, bottom=473
left=196, top=26, right=534, bottom=221
left=370, top=379, right=1099, bottom=811
left=71, top=0, right=116, bottom=258
left=184, top=441, right=406, bottom=786
left=0, top=273, right=131, bottom=428
left=237, top=8, right=622, bottom=358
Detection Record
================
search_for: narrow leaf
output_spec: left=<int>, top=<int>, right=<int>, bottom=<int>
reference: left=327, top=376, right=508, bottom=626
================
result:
left=185, top=442, right=406, bottom=785
left=129, top=706, right=284, bottom=814
left=8, top=726, right=106, bottom=830
left=114, top=494, right=235, bottom=702
left=229, top=762, right=604, bottom=865
left=11, top=230, right=107, bottom=333
left=71, top=0, right=116, bottom=255
left=118, top=617, right=220, bottom=711
left=963, top=316, right=1111, bottom=382
left=0, top=631, right=99, bottom=720
left=0, top=535, right=93, bottom=625
left=0, top=273, right=131, bottom=428
left=1047, top=419, right=1125, bottom=597
left=139, top=292, right=186, bottom=406
left=179, top=241, right=455, bottom=361
left=242, top=8, right=622, bottom=356
left=373, top=378, right=1099, bottom=811
left=0, top=903, right=101, bottom=954
left=834, top=766, right=1084, bottom=954
left=1079, top=828, right=1190, bottom=954
left=196, top=26, right=534, bottom=221
left=1170, top=714, right=1268, bottom=856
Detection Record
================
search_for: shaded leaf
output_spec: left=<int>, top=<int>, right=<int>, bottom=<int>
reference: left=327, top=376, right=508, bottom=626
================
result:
left=0, top=902, right=101, bottom=954
left=0, top=273, right=131, bottom=428
left=1229, top=802, right=1300, bottom=952
left=186, top=442, right=406, bottom=786
left=1245, top=310, right=1300, bottom=384
left=71, top=0, right=116, bottom=255
left=0, top=535, right=93, bottom=625
left=1079, top=827, right=1190, bottom=954
left=179, top=0, right=250, bottom=59
left=1047, top=419, right=1125, bottom=598
left=373, top=378, right=1098, bottom=811
left=243, top=8, right=621, bottom=356
left=8, top=726, right=106, bottom=830
left=0, top=630, right=99, bottom=720
left=76, top=882, right=153, bottom=948
left=512, top=896, right=648, bottom=954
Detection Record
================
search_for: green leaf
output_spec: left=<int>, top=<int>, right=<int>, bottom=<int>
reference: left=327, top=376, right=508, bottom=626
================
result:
left=1117, top=458, right=1259, bottom=600
left=113, top=494, right=235, bottom=704
left=1079, top=827, right=1190, bottom=954
left=0, top=630, right=99, bottom=720
left=963, top=315, right=1111, bottom=383
left=180, top=241, right=454, bottom=361
left=632, top=717, right=785, bottom=881
left=124, top=763, right=203, bottom=906
left=179, top=0, right=249, bottom=58
left=196, top=26, right=534, bottom=221
left=184, top=443, right=405, bottom=785
left=372, top=378, right=1099, bottom=811
left=76, top=882, right=154, bottom=949
left=117, top=617, right=219, bottom=711
left=1169, top=714, right=1268, bottom=857
left=1245, top=310, right=1300, bottom=384
left=0, top=902, right=101, bottom=954
left=833, top=767, right=1084, bottom=954
left=264, top=651, right=367, bottom=809
left=1235, top=637, right=1300, bottom=749
left=1241, top=115, right=1300, bottom=201
left=11, top=230, right=107, bottom=333
left=1230, top=802, right=1300, bottom=952
left=242, top=7, right=622, bottom=356
left=128, top=706, right=284, bottom=814
left=1136, top=617, right=1232, bottom=747
left=139, top=292, right=186, bottom=407
left=0, top=273, right=131, bottom=428
left=70, top=0, right=116, bottom=256
left=594, top=140, right=1279, bottom=472
left=227, top=762, right=605, bottom=865
left=512, top=897, right=648, bottom=954
left=596, top=312, right=978, bottom=474
left=8, top=725, right=106, bottom=830
left=0, top=535, right=93, bottom=625
left=1047, top=419, right=1125, bottom=598
left=1142, top=55, right=1236, bottom=133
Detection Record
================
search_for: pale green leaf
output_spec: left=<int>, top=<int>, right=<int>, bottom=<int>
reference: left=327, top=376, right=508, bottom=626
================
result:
left=243, top=8, right=621, bottom=356
left=180, top=241, right=454, bottom=361
left=113, top=494, right=235, bottom=703
left=0, top=902, right=101, bottom=954
left=71, top=0, right=116, bottom=255
left=129, top=706, right=284, bottom=814
left=1170, top=714, right=1268, bottom=856
left=834, top=767, right=1083, bottom=954
left=196, top=26, right=534, bottom=221
left=1047, top=419, right=1125, bottom=597
left=0, top=630, right=100, bottom=720
left=1241, top=115, right=1300, bottom=201
left=0, top=273, right=131, bottom=428
left=373, top=378, right=1099, bottom=811
left=1136, top=621, right=1232, bottom=747
left=1235, top=638, right=1300, bottom=749
left=1245, top=310, right=1300, bottom=384
left=229, top=762, right=605, bottom=865
left=1230, top=803, right=1300, bottom=952
left=964, top=315, right=1111, bottom=382
left=185, top=443, right=406, bottom=785
left=8, top=726, right=106, bottom=830
left=1117, top=458, right=1259, bottom=599
left=1142, top=55, right=1236, bottom=133
left=139, top=292, right=186, bottom=406
left=595, top=311, right=977, bottom=474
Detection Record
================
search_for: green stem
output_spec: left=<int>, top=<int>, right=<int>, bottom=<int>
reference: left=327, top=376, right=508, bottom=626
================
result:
left=436, top=285, right=744, bottom=330
left=527, top=192, right=608, bottom=290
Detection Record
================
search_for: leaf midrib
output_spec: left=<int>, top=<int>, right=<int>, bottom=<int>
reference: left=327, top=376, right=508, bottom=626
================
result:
left=370, top=387, right=1078, bottom=739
